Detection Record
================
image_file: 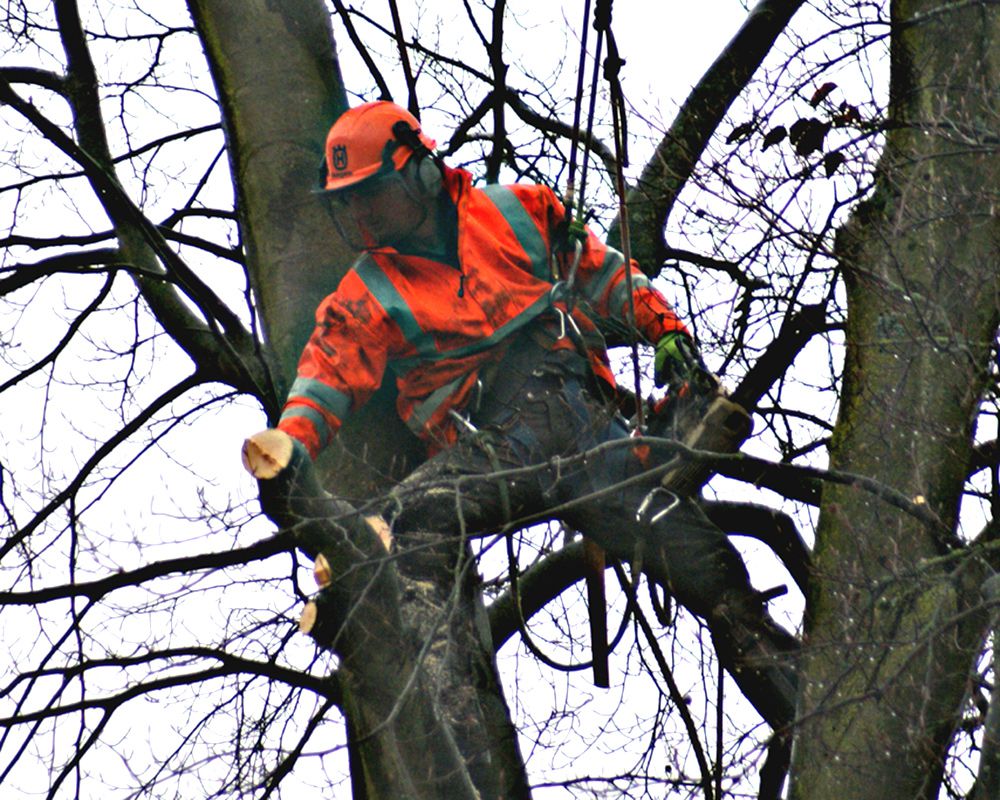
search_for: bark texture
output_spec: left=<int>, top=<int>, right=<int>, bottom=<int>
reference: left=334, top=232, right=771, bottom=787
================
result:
left=790, top=1, right=1000, bottom=797
left=187, top=0, right=347, bottom=395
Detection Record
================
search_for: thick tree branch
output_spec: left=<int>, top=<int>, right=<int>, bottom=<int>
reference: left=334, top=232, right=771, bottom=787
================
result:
left=485, top=0, right=507, bottom=184
left=703, top=500, right=812, bottom=594
left=0, top=65, right=67, bottom=95
left=0, top=78, right=270, bottom=398
left=187, top=0, right=348, bottom=409
left=732, top=302, right=830, bottom=410
left=698, top=447, right=948, bottom=533
left=387, top=0, right=419, bottom=115
left=972, top=439, right=1000, bottom=477
left=0, top=249, right=126, bottom=295
left=713, top=455, right=822, bottom=506
left=489, top=540, right=588, bottom=650
left=2, top=646, right=339, bottom=705
left=330, top=0, right=392, bottom=99
left=251, top=441, right=481, bottom=799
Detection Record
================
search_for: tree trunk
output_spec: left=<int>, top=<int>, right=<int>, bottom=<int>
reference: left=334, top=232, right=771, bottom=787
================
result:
left=790, top=1, right=1000, bottom=797
left=187, top=0, right=347, bottom=397
left=188, top=0, right=426, bottom=497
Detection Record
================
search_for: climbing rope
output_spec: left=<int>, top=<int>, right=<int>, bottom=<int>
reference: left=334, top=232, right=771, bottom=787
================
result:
left=506, top=529, right=637, bottom=674
left=565, top=0, right=646, bottom=429
left=597, top=0, right=646, bottom=431
left=499, top=0, right=648, bottom=682
left=565, top=0, right=592, bottom=219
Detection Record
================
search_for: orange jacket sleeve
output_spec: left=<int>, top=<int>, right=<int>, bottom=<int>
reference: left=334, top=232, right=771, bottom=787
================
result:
left=277, top=276, right=395, bottom=459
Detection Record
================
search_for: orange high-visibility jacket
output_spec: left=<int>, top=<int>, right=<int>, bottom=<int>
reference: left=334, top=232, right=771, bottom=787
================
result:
left=278, top=166, right=689, bottom=458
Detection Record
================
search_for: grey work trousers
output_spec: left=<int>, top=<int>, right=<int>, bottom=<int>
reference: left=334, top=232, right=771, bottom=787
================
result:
left=386, top=347, right=798, bottom=729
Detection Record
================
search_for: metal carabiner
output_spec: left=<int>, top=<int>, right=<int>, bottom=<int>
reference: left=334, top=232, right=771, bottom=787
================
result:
left=552, top=306, right=582, bottom=343
left=635, top=486, right=680, bottom=526
left=448, top=409, right=480, bottom=436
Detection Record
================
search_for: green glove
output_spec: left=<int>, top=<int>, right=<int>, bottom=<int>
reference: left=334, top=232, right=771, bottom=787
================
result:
left=654, top=331, right=705, bottom=389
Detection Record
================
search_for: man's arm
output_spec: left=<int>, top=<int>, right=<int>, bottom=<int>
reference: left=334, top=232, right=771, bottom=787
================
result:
left=543, top=192, right=715, bottom=393
left=276, top=287, right=392, bottom=460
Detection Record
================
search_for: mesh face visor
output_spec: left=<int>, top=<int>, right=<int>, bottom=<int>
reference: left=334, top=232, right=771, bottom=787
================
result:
left=323, top=167, right=430, bottom=251
left=316, top=111, right=437, bottom=249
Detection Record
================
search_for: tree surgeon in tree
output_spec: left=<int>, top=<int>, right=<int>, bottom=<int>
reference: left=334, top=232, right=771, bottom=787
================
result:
left=247, top=101, right=798, bottom=732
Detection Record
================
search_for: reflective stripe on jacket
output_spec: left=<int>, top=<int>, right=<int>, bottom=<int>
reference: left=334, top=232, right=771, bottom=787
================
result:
left=278, top=166, right=688, bottom=458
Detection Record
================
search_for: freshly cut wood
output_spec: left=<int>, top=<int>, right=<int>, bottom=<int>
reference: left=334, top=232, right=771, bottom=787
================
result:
left=299, top=600, right=318, bottom=634
left=661, top=395, right=752, bottom=496
left=242, top=428, right=294, bottom=479
left=365, top=515, right=393, bottom=552
left=313, top=553, right=332, bottom=588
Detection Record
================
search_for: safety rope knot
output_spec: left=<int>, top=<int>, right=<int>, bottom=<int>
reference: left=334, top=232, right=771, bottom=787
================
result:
left=594, top=0, right=613, bottom=30
left=603, top=49, right=625, bottom=82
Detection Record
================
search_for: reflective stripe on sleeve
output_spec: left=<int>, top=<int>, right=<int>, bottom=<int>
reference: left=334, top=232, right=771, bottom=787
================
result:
left=608, top=273, right=651, bottom=319
left=278, top=406, right=333, bottom=453
left=285, top=376, right=351, bottom=421
left=481, top=185, right=550, bottom=280
left=405, top=374, right=467, bottom=435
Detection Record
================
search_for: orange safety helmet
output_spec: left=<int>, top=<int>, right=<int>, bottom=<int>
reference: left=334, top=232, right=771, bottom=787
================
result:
left=320, top=101, right=438, bottom=193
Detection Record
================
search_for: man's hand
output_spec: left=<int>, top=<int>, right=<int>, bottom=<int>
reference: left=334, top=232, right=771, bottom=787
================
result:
left=654, top=331, right=707, bottom=389
left=242, top=428, right=295, bottom=479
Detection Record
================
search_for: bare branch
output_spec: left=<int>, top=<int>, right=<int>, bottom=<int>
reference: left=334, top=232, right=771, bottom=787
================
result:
left=623, top=0, right=808, bottom=269
left=0, top=533, right=293, bottom=606
left=1, top=374, right=202, bottom=561
left=703, top=500, right=812, bottom=594
left=330, top=0, right=392, bottom=100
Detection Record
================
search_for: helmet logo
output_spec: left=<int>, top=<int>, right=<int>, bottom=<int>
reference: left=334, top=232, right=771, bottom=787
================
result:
left=331, top=145, right=348, bottom=172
